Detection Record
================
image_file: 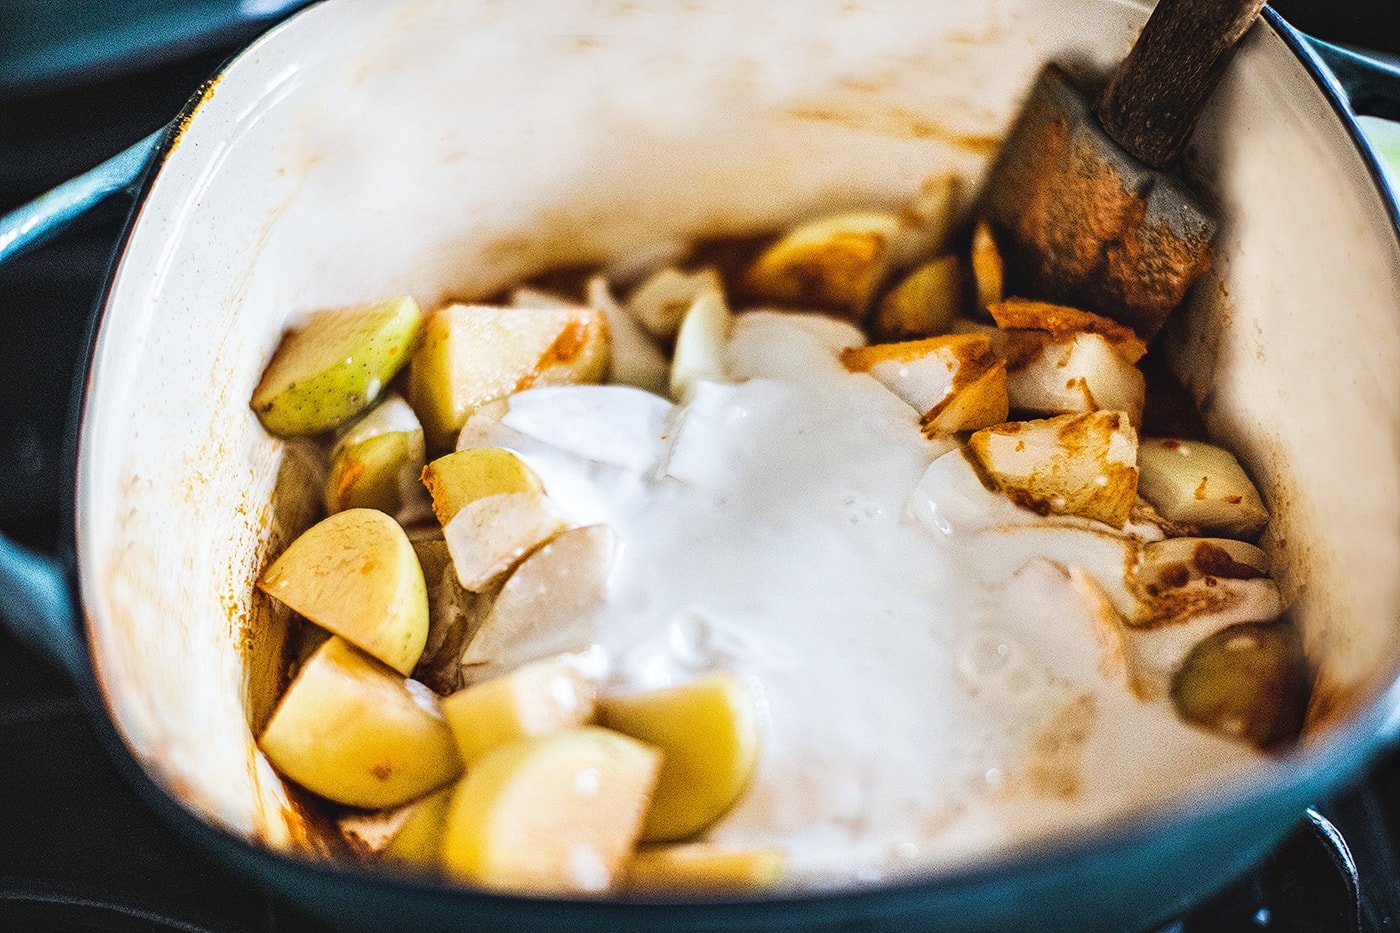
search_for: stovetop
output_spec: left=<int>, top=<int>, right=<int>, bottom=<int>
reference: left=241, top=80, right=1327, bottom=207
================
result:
left=1, top=4, right=1398, bottom=931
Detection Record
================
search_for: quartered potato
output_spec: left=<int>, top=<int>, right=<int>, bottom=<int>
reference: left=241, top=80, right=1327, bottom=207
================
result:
left=970, top=220, right=1004, bottom=310
left=258, top=508, right=428, bottom=675
left=968, top=411, right=1139, bottom=526
left=600, top=672, right=760, bottom=843
left=440, top=727, right=662, bottom=894
left=1006, top=333, right=1146, bottom=424
left=325, top=395, right=428, bottom=517
left=382, top=786, right=455, bottom=871
left=409, top=303, right=609, bottom=452
left=1171, top=621, right=1309, bottom=747
left=252, top=296, right=422, bottom=437
left=873, top=255, right=962, bottom=341
left=670, top=289, right=733, bottom=402
left=442, top=655, right=598, bottom=765
left=627, top=266, right=724, bottom=341
left=258, top=638, right=462, bottom=809
left=462, top=524, right=616, bottom=680
left=1137, top=438, right=1270, bottom=538
left=625, top=844, right=785, bottom=894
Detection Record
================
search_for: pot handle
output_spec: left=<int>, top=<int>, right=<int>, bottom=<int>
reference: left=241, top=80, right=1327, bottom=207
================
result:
left=0, top=536, right=86, bottom=681
left=0, top=132, right=162, bottom=679
left=0, top=129, right=161, bottom=266
left=1302, top=36, right=1400, bottom=122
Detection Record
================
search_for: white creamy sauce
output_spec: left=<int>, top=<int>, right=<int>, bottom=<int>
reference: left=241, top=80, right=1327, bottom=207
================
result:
left=463, top=310, right=1258, bottom=886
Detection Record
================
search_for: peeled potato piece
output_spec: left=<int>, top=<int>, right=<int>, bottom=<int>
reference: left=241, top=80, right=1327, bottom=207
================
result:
left=252, top=296, right=422, bottom=437
left=258, top=509, right=428, bottom=674
left=841, top=333, right=1000, bottom=420
left=970, top=221, right=1004, bottom=310
left=325, top=395, right=428, bottom=517
left=1006, top=333, right=1146, bottom=425
left=873, top=255, right=962, bottom=341
left=599, top=672, right=760, bottom=843
left=627, top=267, right=724, bottom=341
left=382, top=786, right=455, bottom=871
left=463, top=525, right=616, bottom=679
left=259, top=638, right=461, bottom=809
left=968, top=411, right=1139, bottom=527
left=440, top=727, right=662, bottom=894
left=626, top=844, right=785, bottom=894
left=409, top=303, right=609, bottom=452
left=442, top=655, right=598, bottom=765
left=1171, top=621, right=1308, bottom=747
left=1137, top=438, right=1270, bottom=538
left=670, top=289, right=733, bottom=402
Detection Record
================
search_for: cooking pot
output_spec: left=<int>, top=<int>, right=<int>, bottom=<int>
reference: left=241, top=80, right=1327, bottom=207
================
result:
left=1, top=1, right=1399, bottom=930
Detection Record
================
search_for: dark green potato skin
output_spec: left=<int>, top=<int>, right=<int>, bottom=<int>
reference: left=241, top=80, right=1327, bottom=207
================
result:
left=1171, top=621, right=1310, bottom=749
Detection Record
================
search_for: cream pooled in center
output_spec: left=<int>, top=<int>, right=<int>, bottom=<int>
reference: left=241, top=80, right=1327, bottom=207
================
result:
left=463, top=310, right=1256, bottom=885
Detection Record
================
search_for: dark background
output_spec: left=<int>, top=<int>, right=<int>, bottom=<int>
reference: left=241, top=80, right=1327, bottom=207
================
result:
left=0, top=2, right=1396, bottom=931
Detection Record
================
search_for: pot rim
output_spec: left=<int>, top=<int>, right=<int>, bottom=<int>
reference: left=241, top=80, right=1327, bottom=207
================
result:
left=66, top=1, right=1400, bottom=921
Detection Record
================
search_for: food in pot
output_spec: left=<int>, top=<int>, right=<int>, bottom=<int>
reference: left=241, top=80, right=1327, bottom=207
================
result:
left=248, top=172, right=1305, bottom=895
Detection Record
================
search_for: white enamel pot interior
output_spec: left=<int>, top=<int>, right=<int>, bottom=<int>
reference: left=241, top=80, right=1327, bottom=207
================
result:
left=73, top=0, right=1400, bottom=929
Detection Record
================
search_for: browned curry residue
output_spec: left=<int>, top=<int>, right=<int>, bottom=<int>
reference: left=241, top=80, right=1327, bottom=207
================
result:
left=786, top=104, right=1001, bottom=155
left=1193, top=541, right=1266, bottom=580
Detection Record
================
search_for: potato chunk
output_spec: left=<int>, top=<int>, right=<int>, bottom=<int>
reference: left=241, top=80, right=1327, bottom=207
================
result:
left=586, top=276, right=670, bottom=394
left=442, top=656, right=598, bottom=765
left=1171, top=622, right=1308, bottom=747
left=422, top=448, right=544, bottom=525
left=988, top=298, right=1148, bottom=363
left=324, top=395, right=428, bottom=517
left=670, top=289, right=733, bottom=402
left=1006, top=333, right=1146, bottom=424
left=599, top=672, right=759, bottom=843
left=462, top=525, right=616, bottom=680
left=258, top=508, right=428, bottom=674
left=408, top=303, right=609, bottom=451
left=440, top=727, right=661, bottom=893
left=742, top=212, right=901, bottom=316
left=259, top=638, right=461, bottom=808
left=1130, top=537, right=1282, bottom=630
left=382, top=786, right=454, bottom=871
left=873, top=255, right=961, bottom=340
left=970, top=221, right=1004, bottom=310
left=626, top=844, right=785, bottom=893
left=424, top=448, right=566, bottom=591
left=968, top=411, right=1139, bottom=526
left=627, top=267, right=724, bottom=341
left=1137, top=438, right=1270, bottom=538
left=252, top=296, right=421, bottom=436
left=841, top=333, right=998, bottom=416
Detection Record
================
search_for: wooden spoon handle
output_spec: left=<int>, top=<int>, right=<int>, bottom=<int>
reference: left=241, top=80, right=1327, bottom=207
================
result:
left=1097, top=0, right=1268, bottom=169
